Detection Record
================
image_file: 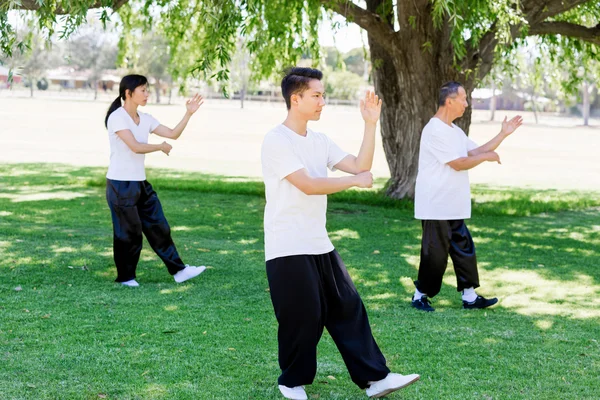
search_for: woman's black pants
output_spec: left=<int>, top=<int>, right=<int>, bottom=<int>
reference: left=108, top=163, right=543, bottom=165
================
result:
left=106, top=179, right=185, bottom=282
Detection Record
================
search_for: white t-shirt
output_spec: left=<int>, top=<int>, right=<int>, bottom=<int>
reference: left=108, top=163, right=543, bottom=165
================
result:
left=106, top=107, right=160, bottom=181
left=261, top=124, right=348, bottom=261
left=414, top=117, right=479, bottom=220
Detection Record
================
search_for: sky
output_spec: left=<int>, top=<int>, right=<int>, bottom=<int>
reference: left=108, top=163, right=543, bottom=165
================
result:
left=318, top=15, right=369, bottom=53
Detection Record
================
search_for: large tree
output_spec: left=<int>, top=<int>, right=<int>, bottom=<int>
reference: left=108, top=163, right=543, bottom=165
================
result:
left=2, top=0, right=599, bottom=198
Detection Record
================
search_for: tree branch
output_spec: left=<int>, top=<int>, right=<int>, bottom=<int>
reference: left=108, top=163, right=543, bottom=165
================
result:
left=320, top=0, right=398, bottom=53
left=522, top=0, right=592, bottom=24
left=0, top=0, right=129, bottom=14
left=529, top=21, right=600, bottom=45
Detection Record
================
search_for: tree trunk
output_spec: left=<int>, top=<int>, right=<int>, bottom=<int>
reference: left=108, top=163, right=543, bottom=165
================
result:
left=240, top=84, right=246, bottom=109
left=155, top=78, right=161, bottom=104
left=94, top=81, right=98, bottom=101
left=366, top=8, right=479, bottom=199
left=168, top=86, right=173, bottom=105
left=30, top=79, right=34, bottom=98
left=531, top=92, right=539, bottom=124
left=490, top=81, right=497, bottom=121
left=582, top=81, right=590, bottom=126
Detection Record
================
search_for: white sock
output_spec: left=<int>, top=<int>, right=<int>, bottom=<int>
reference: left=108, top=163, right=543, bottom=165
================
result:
left=413, top=288, right=425, bottom=301
left=462, top=287, right=477, bottom=302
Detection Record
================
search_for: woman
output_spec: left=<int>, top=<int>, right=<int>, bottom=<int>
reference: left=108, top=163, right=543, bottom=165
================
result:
left=104, top=74, right=205, bottom=287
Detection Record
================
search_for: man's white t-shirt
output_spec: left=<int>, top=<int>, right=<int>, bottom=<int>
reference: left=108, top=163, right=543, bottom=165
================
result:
left=261, top=124, right=348, bottom=261
left=106, top=107, right=160, bottom=181
left=414, top=117, right=479, bottom=220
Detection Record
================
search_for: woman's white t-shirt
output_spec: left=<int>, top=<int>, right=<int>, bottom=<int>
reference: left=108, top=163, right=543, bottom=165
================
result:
left=261, top=124, right=348, bottom=261
left=414, top=117, right=479, bottom=220
left=106, top=107, right=160, bottom=181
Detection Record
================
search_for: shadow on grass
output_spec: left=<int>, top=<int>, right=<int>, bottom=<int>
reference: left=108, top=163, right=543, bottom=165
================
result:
left=0, top=163, right=599, bottom=399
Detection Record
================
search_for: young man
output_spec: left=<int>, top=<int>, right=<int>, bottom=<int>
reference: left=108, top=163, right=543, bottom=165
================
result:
left=411, top=81, right=523, bottom=312
left=261, top=67, right=419, bottom=400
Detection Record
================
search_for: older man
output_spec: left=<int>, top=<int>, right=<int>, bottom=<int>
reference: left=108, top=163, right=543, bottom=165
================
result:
left=411, top=81, right=523, bottom=312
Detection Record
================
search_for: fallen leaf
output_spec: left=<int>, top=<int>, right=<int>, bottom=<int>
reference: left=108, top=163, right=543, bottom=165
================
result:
left=141, top=370, right=149, bottom=376
left=68, top=266, right=74, bottom=269
left=14, top=286, right=22, bottom=292
left=98, top=394, right=107, bottom=399
left=373, top=250, right=380, bottom=254
left=228, top=348, right=236, bottom=351
left=27, top=383, right=36, bottom=388
left=203, top=331, right=207, bottom=335
left=41, top=314, right=51, bottom=319
left=327, top=375, right=336, bottom=380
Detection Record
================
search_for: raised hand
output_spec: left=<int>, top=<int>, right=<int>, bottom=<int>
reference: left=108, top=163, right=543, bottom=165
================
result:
left=501, top=115, right=523, bottom=136
left=186, top=93, right=204, bottom=115
left=360, top=90, right=382, bottom=124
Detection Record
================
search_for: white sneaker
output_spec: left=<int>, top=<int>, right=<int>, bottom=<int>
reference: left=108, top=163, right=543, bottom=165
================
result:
left=173, top=265, right=206, bottom=283
left=278, top=385, right=307, bottom=400
left=365, top=372, right=420, bottom=398
left=121, top=279, right=140, bottom=287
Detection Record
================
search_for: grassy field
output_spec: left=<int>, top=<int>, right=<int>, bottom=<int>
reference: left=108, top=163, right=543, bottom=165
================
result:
left=1, top=163, right=599, bottom=399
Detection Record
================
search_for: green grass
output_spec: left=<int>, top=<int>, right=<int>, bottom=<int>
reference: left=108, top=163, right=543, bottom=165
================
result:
left=1, top=163, right=599, bottom=400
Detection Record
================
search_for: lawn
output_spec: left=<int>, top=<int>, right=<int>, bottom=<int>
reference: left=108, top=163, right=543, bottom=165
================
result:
left=1, top=163, right=598, bottom=399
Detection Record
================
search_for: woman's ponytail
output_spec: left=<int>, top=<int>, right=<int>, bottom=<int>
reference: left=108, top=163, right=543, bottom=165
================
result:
left=104, top=96, right=122, bottom=128
left=104, top=74, right=149, bottom=128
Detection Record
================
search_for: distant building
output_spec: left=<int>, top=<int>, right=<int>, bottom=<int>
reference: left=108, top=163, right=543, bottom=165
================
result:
left=0, top=65, right=23, bottom=87
left=472, top=88, right=553, bottom=111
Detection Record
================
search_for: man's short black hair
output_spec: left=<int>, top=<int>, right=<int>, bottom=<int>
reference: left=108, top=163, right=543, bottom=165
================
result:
left=281, top=67, right=323, bottom=110
left=439, top=81, right=464, bottom=106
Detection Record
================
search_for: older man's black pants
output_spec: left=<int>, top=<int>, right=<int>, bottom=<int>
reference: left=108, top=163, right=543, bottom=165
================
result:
left=415, top=219, right=480, bottom=297
left=106, top=179, right=185, bottom=282
left=266, top=250, right=390, bottom=389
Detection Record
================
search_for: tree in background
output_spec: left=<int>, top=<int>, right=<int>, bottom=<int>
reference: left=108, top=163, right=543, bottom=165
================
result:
left=343, top=47, right=370, bottom=80
left=324, top=69, right=366, bottom=101
left=134, top=33, right=172, bottom=104
left=2, top=0, right=600, bottom=198
left=65, top=22, right=118, bottom=100
left=1, top=30, right=53, bottom=97
left=230, top=38, right=251, bottom=108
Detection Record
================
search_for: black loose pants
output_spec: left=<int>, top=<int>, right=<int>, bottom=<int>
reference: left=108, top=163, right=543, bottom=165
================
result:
left=415, top=219, right=480, bottom=297
left=266, top=250, right=390, bottom=389
left=106, top=179, right=185, bottom=282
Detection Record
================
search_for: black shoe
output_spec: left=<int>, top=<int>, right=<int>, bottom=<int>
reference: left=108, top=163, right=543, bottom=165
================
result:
left=411, top=296, right=435, bottom=312
left=463, top=295, right=498, bottom=309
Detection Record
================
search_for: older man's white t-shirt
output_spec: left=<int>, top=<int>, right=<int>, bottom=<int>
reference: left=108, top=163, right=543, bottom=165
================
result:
left=261, top=124, right=348, bottom=261
left=415, top=117, right=479, bottom=220
left=106, top=107, right=160, bottom=181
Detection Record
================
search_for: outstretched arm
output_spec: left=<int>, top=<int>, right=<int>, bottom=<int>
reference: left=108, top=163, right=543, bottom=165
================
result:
left=447, top=151, right=501, bottom=171
left=469, top=115, right=523, bottom=156
left=153, top=94, right=204, bottom=140
left=285, top=168, right=373, bottom=195
left=333, top=91, right=382, bottom=175
left=116, top=129, right=172, bottom=155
